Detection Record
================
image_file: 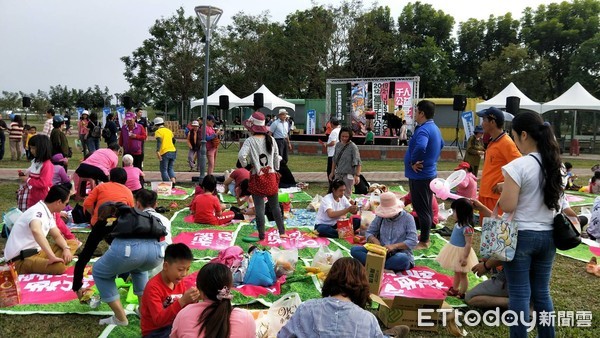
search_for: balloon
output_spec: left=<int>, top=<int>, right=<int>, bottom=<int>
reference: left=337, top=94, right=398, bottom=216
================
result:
left=429, top=170, right=467, bottom=200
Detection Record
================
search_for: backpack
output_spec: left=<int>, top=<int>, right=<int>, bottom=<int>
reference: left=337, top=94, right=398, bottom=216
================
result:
left=243, top=249, right=276, bottom=287
left=90, top=122, right=102, bottom=138
left=108, top=203, right=167, bottom=240
left=101, top=126, right=111, bottom=140
left=353, top=174, right=370, bottom=195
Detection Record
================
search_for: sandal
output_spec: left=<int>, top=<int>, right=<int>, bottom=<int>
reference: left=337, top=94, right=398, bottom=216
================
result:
left=446, top=287, right=459, bottom=297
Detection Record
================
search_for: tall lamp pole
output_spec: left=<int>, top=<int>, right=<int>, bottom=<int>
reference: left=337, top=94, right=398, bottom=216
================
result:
left=195, top=5, right=223, bottom=181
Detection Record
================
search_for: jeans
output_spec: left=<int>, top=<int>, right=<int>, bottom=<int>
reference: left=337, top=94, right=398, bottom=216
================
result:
left=503, top=230, right=555, bottom=338
left=253, top=194, right=285, bottom=239
left=187, top=148, right=199, bottom=170
left=409, top=178, right=433, bottom=243
left=159, top=151, right=176, bottom=181
left=350, top=246, right=413, bottom=271
left=92, top=238, right=166, bottom=303
left=0, top=131, right=5, bottom=160
left=87, top=137, right=100, bottom=154
left=314, top=223, right=338, bottom=238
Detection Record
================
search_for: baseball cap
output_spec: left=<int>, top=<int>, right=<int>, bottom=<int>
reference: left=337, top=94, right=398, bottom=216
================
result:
left=476, top=107, right=504, bottom=125
left=454, top=161, right=471, bottom=171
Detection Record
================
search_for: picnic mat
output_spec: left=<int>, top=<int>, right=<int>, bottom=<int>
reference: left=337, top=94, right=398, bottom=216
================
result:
left=146, top=186, right=194, bottom=201
left=565, top=191, right=597, bottom=207
left=219, top=190, right=313, bottom=204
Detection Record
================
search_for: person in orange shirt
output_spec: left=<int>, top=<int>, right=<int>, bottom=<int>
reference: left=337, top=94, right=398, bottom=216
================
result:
left=477, top=107, right=521, bottom=213
left=73, top=167, right=135, bottom=299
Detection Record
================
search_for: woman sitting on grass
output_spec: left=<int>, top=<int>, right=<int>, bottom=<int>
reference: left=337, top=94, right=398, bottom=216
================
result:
left=190, top=175, right=235, bottom=225
left=122, top=154, right=145, bottom=194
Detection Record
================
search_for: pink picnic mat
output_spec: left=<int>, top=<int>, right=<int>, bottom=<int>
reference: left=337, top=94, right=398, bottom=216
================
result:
left=378, top=266, right=452, bottom=300
left=183, top=271, right=286, bottom=298
left=18, top=266, right=94, bottom=305
left=183, top=214, right=240, bottom=225
left=173, top=229, right=234, bottom=250
left=252, top=228, right=330, bottom=249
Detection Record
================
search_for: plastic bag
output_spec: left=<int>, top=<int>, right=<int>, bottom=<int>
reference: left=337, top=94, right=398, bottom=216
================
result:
left=3, top=207, right=23, bottom=232
left=267, top=292, right=301, bottom=337
left=336, top=218, right=354, bottom=239
left=75, top=139, right=82, bottom=152
left=311, top=246, right=343, bottom=274
left=271, top=247, right=298, bottom=277
left=307, top=194, right=322, bottom=212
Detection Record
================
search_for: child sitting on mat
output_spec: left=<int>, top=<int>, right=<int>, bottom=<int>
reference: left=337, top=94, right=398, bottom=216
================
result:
left=190, top=175, right=235, bottom=225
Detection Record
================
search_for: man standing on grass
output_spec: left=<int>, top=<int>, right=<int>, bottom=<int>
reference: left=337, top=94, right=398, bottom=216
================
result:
left=119, top=112, right=147, bottom=170
left=269, top=109, right=293, bottom=164
left=477, top=107, right=521, bottom=213
left=404, top=100, right=444, bottom=250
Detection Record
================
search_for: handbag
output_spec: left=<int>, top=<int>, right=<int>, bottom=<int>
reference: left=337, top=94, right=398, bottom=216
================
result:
left=553, top=209, right=581, bottom=250
left=108, top=203, right=167, bottom=240
left=529, top=155, right=581, bottom=250
left=249, top=154, right=280, bottom=196
left=211, top=136, right=221, bottom=148
left=480, top=205, right=518, bottom=261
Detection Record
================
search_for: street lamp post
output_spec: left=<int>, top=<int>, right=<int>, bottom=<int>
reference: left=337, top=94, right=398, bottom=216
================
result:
left=195, top=5, right=223, bottom=181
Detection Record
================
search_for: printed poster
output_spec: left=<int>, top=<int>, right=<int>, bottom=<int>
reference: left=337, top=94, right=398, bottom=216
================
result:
left=372, top=81, right=389, bottom=136
left=394, top=81, right=414, bottom=127
left=351, top=82, right=368, bottom=134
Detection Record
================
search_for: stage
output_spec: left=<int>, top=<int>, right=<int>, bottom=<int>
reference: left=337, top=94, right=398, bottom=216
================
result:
left=290, top=134, right=399, bottom=145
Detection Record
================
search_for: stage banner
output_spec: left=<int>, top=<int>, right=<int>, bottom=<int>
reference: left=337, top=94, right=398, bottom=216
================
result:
left=331, top=84, right=348, bottom=123
left=394, top=81, right=414, bottom=127
left=461, top=111, right=475, bottom=141
left=372, top=81, right=389, bottom=136
left=351, top=82, right=368, bottom=134
left=307, top=109, right=316, bottom=134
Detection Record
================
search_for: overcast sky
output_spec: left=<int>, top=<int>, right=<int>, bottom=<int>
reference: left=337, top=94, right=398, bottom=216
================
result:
left=0, top=0, right=558, bottom=100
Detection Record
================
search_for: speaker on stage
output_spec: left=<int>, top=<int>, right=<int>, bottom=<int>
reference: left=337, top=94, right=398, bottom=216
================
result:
left=453, top=94, right=467, bottom=111
left=506, top=96, right=520, bottom=115
left=253, top=93, right=263, bottom=109
left=22, top=97, right=31, bottom=108
left=123, top=96, right=133, bottom=110
left=219, top=95, right=229, bottom=110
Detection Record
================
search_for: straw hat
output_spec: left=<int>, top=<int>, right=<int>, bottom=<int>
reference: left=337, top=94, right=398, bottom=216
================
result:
left=374, top=192, right=404, bottom=218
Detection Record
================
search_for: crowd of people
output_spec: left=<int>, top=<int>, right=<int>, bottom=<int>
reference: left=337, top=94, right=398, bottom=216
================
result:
left=3, top=100, right=599, bottom=338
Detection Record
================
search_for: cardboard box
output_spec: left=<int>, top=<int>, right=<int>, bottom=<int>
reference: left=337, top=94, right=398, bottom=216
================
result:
left=371, top=294, right=450, bottom=332
left=365, top=252, right=385, bottom=295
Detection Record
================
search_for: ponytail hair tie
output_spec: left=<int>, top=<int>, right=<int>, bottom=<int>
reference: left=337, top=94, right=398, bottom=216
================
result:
left=216, top=286, right=233, bottom=301
left=543, top=121, right=551, bottom=127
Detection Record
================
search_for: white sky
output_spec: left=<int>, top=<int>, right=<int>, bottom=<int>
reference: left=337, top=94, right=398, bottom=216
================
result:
left=0, top=0, right=558, bottom=98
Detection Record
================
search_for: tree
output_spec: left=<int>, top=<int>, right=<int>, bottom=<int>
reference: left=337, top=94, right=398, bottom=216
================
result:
left=325, top=0, right=365, bottom=78
left=347, top=6, right=398, bottom=78
left=122, top=7, right=205, bottom=118
left=49, top=85, right=74, bottom=110
left=400, top=37, right=455, bottom=97
left=520, top=0, right=600, bottom=96
left=397, top=1, right=455, bottom=53
left=567, top=33, right=600, bottom=97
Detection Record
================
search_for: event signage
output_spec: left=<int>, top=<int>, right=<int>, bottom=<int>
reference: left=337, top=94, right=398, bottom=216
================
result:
left=331, top=84, right=347, bottom=123
left=378, top=266, right=452, bottom=299
left=394, top=81, right=414, bottom=127
left=351, top=82, right=368, bottom=132
left=461, top=111, right=475, bottom=141
left=372, top=81, right=389, bottom=135
left=18, top=267, right=92, bottom=305
left=306, top=109, right=316, bottom=134
left=257, top=228, right=330, bottom=249
left=173, top=229, right=234, bottom=250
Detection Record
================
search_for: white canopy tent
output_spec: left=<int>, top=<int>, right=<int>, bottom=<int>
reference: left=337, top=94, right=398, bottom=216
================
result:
left=541, top=82, right=600, bottom=113
left=190, top=84, right=252, bottom=109
left=475, top=82, right=542, bottom=113
left=241, top=84, right=295, bottom=111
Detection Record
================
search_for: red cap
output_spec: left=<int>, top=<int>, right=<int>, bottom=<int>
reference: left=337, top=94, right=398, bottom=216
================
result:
left=454, top=162, right=471, bottom=171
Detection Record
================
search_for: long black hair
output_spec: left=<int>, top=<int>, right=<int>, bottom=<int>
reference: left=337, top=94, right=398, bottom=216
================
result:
left=196, top=263, right=233, bottom=338
left=511, top=111, right=562, bottom=211
left=450, top=198, right=474, bottom=228
left=29, top=134, right=52, bottom=162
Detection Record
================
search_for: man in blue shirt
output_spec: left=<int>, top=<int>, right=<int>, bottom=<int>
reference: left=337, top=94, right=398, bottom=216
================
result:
left=269, top=109, right=292, bottom=163
left=404, top=100, right=444, bottom=249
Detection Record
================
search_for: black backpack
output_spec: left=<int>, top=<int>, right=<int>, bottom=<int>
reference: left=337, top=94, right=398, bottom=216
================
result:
left=90, top=122, right=102, bottom=138
left=108, top=204, right=168, bottom=240
left=101, top=126, right=111, bottom=140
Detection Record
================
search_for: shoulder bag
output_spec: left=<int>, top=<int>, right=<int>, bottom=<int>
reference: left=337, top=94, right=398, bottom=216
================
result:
left=248, top=153, right=280, bottom=197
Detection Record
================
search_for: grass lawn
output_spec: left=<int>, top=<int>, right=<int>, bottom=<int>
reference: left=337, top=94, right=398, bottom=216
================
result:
left=0, top=179, right=598, bottom=337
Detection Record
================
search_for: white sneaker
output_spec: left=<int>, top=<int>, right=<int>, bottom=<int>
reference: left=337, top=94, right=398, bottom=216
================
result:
left=224, top=170, right=231, bottom=180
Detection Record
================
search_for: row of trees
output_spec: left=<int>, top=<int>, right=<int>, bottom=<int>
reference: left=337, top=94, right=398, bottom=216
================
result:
left=3, top=1, right=600, bottom=117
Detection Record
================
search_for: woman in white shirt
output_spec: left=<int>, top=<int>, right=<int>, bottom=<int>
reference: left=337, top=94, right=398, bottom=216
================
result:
left=498, top=111, right=562, bottom=338
left=314, top=180, right=358, bottom=238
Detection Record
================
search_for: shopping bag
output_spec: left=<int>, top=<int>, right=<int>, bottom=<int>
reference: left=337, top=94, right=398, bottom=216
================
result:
left=267, top=292, right=302, bottom=337
left=307, top=194, right=322, bottom=212
left=480, top=207, right=518, bottom=262
left=271, top=247, right=298, bottom=277
left=311, top=246, right=343, bottom=274
left=0, top=263, right=21, bottom=307
left=336, top=218, right=354, bottom=239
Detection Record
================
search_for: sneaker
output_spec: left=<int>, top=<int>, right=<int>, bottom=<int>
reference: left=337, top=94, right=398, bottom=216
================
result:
left=587, top=256, right=597, bottom=274
left=99, top=315, right=128, bottom=326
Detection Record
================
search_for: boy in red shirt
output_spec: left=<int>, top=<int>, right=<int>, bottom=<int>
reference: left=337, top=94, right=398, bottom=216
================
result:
left=140, top=243, right=200, bottom=337
left=190, top=175, right=235, bottom=225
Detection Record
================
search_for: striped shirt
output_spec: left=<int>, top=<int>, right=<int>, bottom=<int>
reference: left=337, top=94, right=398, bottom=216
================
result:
left=9, top=122, right=23, bottom=141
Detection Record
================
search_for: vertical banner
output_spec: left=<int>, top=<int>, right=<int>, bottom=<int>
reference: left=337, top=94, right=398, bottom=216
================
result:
left=371, top=82, right=389, bottom=136
left=461, top=111, right=475, bottom=141
left=116, top=106, right=126, bottom=126
left=351, top=82, right=368, bottom=134
left=306, top=109, right=316, bottom=134
left=77, top=107, right=84, bottom=120
left=102, top=107, right=110, bottom=128
left=331, top=84, right=347, bottom=123
left=394, top=81, right=414, bottom=127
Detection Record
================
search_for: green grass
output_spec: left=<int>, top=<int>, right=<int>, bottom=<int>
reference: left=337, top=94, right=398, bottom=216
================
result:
left=0, top=172, right=599, bottom=336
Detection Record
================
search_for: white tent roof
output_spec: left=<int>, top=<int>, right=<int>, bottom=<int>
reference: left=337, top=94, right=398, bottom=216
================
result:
left=241, top=84, right=295, bottom=111
left=541, top=82, right=600, bottom=113
left=190, top=85, right=252, bottom=109
left=475, top=82, right=542, bottom=113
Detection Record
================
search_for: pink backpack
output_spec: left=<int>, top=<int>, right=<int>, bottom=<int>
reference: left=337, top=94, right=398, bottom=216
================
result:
left=210, top=246, right=244, bottom=268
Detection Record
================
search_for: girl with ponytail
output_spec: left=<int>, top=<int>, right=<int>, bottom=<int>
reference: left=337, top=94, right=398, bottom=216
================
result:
left=170, top=263, right=255, bottom=338
left=498, top=111, right=562, bottom=338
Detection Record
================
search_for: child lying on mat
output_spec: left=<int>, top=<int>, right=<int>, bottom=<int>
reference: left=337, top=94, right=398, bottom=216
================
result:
left=190, top=175, right=235, bottom=225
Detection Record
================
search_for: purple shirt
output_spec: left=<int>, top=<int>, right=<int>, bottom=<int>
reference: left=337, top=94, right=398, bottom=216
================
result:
left=52, top=164, right=70, bottom=185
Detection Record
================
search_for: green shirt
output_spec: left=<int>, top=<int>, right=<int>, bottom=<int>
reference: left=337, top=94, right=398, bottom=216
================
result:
left=365, top=131, right=374, bottom=143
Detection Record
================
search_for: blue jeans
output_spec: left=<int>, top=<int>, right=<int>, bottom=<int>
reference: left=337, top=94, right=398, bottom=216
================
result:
left=503, top=230, right=555, bottom=338
left=92, top=238, right=166, bottom=303
left=159, top=151, right=177, bottom=181
left=350, top=246, right=413, bottom=271
left=86, top=137, right=100, bottom=154
left=315, top=223, right=338, bottom=238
